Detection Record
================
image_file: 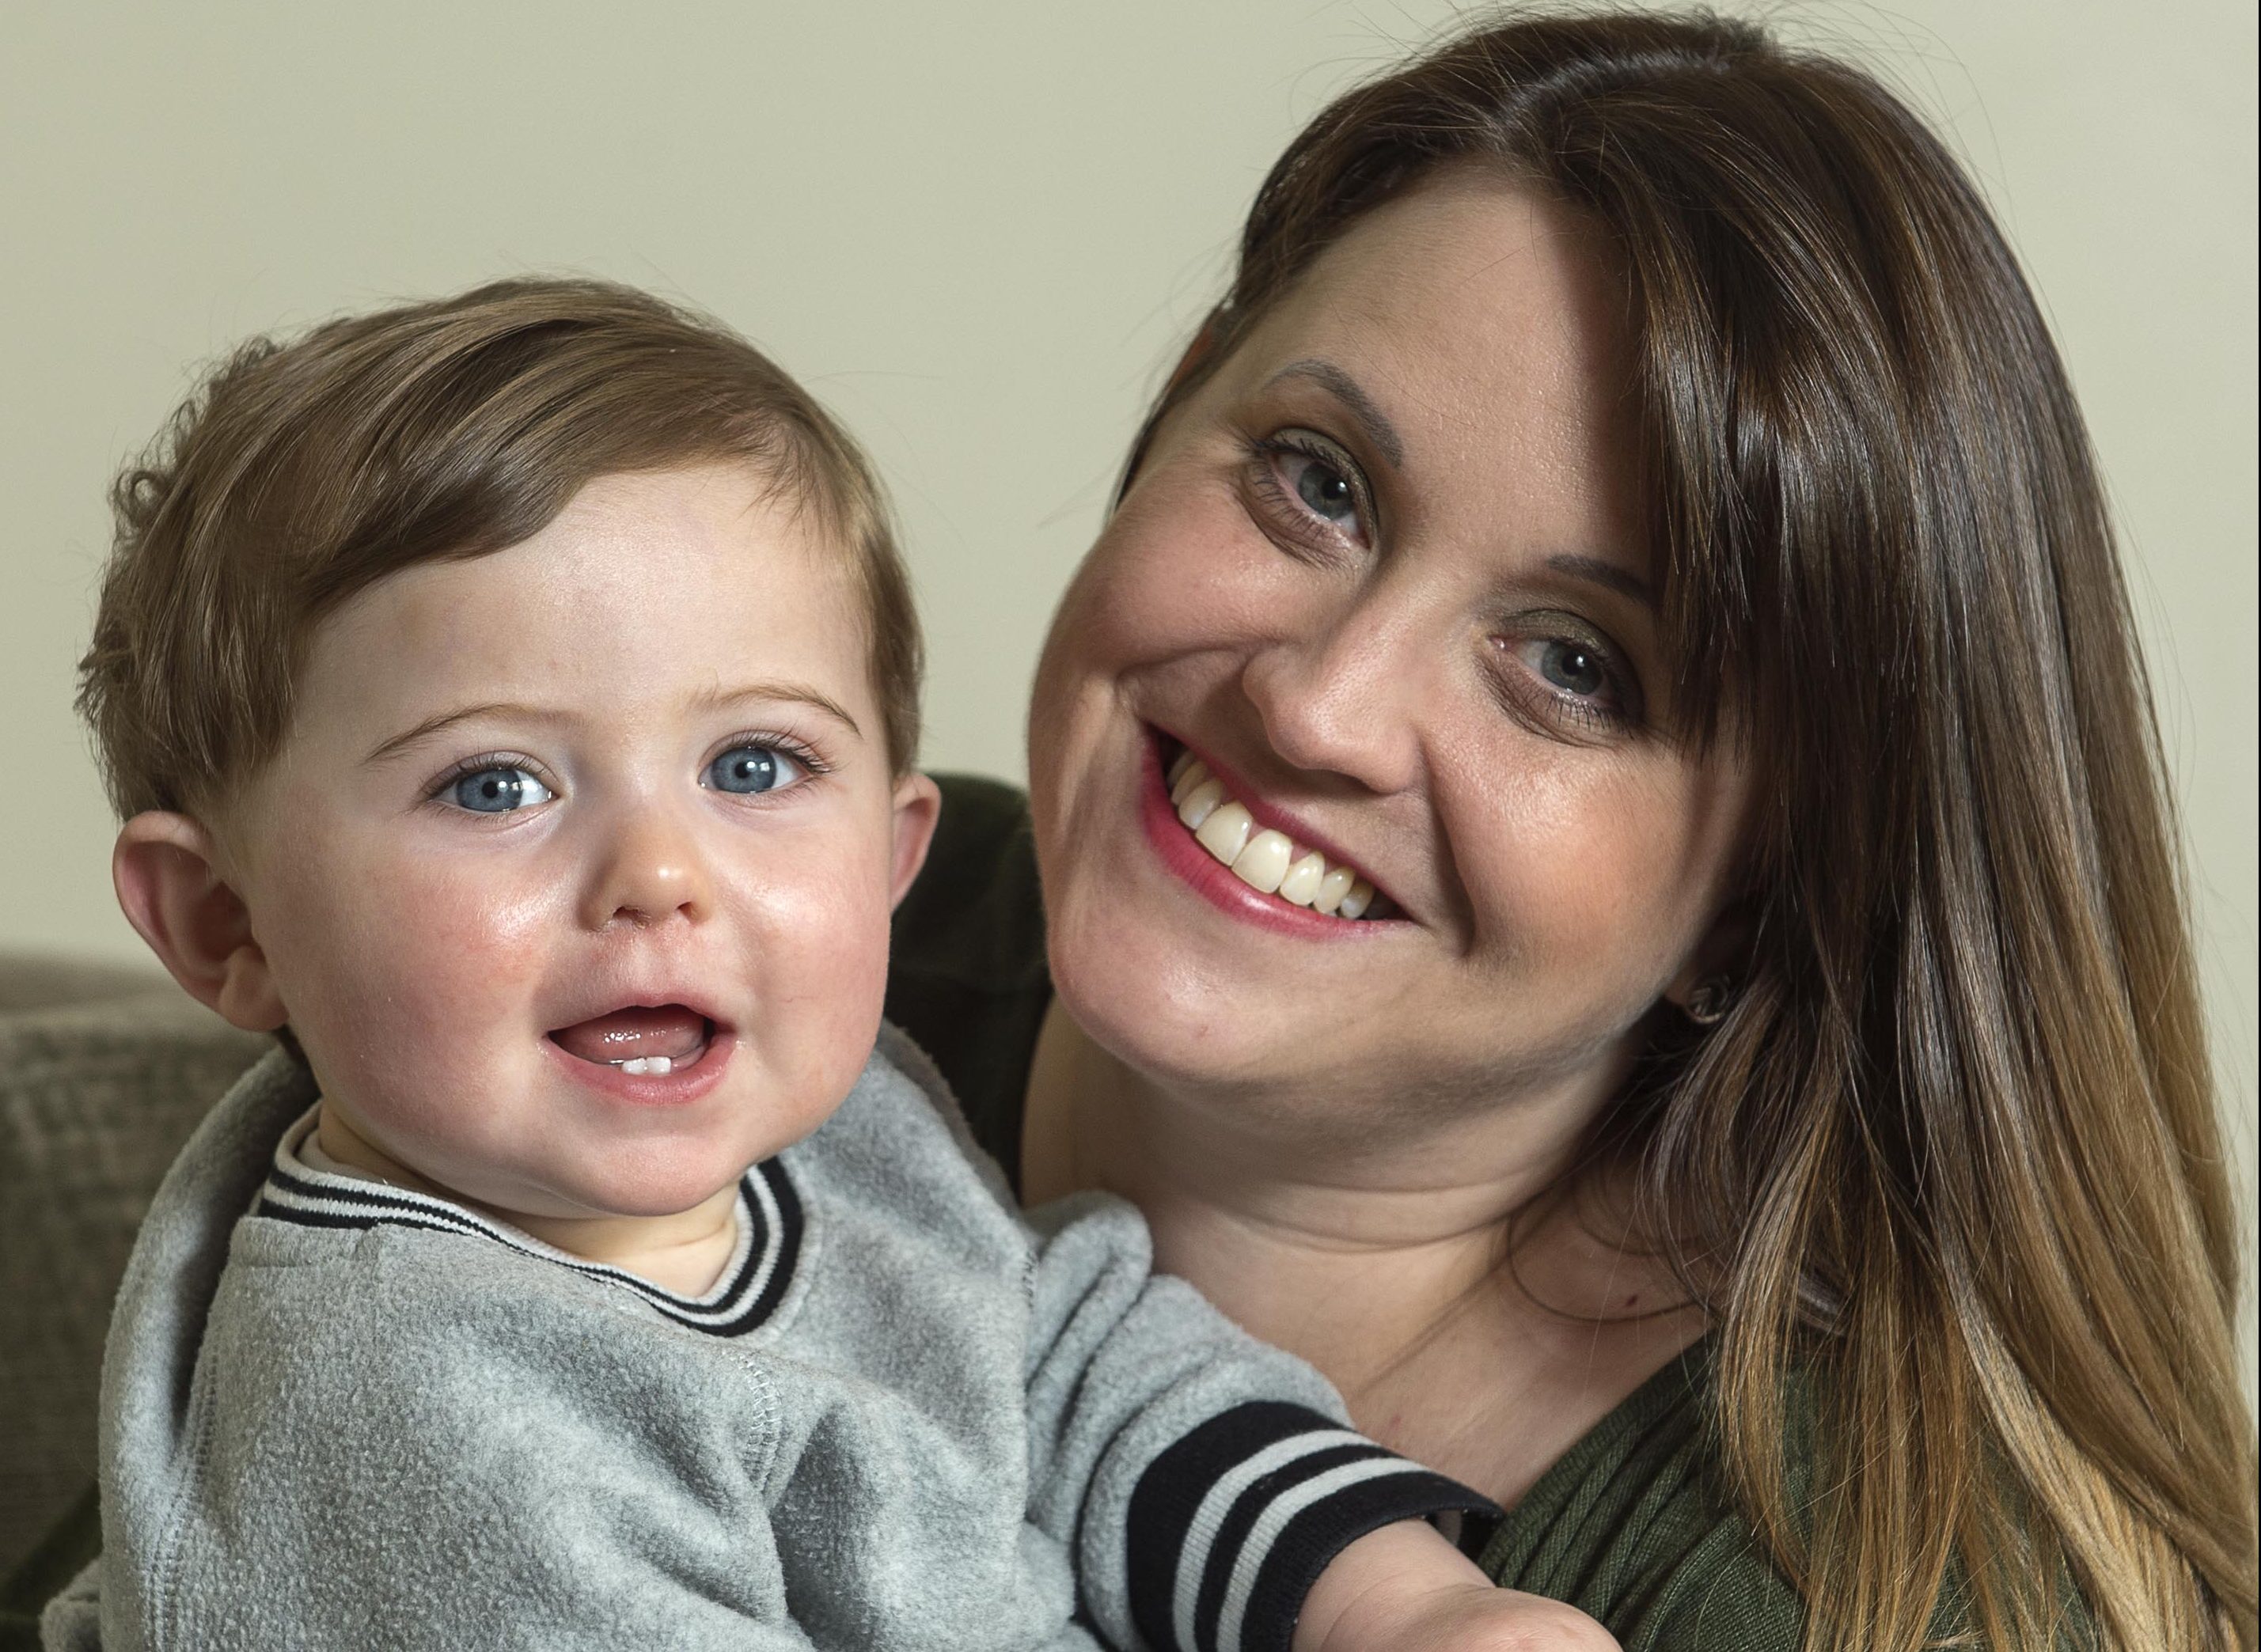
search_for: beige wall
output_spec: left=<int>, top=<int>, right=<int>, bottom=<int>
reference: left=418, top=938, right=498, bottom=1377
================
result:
left=2, top=1, right=2252, bottom=1393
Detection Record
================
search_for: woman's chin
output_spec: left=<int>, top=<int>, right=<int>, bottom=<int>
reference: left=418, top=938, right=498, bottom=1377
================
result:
left=1045, top=893, right=1357, bottom=1099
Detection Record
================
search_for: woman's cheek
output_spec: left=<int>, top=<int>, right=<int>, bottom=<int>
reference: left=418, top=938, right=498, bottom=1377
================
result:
left=1075, top=471, right=1271, bottom=646
left=1455, top=761, right=1713, bottom=998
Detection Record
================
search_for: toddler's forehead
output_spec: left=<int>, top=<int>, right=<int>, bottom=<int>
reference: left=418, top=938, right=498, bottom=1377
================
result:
left=286, top=472, right=878, bottom=744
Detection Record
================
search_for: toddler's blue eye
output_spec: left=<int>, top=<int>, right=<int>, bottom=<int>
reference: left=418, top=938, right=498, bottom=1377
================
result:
left=448, top=767, right=554, bottom=813
left=707, top=745, right=805, bottom=795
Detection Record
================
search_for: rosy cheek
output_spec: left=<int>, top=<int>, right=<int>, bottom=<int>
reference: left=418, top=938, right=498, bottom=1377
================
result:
left=269, top=846, right=556, bottom=1087
left=731, top=843, right=894, bottom=1075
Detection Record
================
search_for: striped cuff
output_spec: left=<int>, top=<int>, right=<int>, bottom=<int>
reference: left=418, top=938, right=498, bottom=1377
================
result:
left=1125, top=1400, right=1500, bottom=1652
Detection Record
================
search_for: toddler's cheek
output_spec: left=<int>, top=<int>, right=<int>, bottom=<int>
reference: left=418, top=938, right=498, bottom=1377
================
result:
left=272, top=884, right=552, bottom=1109
left=743, top=871, right=895, bottom=1104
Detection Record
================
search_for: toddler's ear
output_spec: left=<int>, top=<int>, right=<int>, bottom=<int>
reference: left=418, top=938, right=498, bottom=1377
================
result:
left=112, top=813, right=288, bottom=1032
left=886, top=773, right=943, bottom=910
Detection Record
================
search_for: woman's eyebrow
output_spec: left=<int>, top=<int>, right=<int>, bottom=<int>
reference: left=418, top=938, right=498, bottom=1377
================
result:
left=1547, top=553, right=1655, bottom=610
left=1265, top=358, right=1406, bottom=468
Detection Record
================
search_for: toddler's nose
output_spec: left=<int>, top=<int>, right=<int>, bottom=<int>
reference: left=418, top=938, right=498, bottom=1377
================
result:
left=582, top=806, right=715, bottom=930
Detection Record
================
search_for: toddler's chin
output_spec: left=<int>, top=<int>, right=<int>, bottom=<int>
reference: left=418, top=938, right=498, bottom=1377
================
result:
left=524, top=1154, right=758, bottom=1223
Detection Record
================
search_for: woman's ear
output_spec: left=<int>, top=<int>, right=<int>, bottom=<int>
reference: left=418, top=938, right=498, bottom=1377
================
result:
left=1663, top=896, right=1755, bottom=1017
left=886, top=772, right=943, bottom=910
left=112, top=812, right=288, bottom=1032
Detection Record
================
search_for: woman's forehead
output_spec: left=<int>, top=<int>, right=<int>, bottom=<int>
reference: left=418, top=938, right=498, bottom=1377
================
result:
left=1258, top=172, right=1629, bottom=386
left=1217, top=173, right=1648, bottom=570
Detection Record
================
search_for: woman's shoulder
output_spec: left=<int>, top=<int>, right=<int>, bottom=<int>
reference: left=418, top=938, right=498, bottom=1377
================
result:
left=885, top=773, right=1050, bottom=1190
left=1481, top=1344, right=2097, bottom=1650
left=1475, top=1342, right=1808, bottom=1650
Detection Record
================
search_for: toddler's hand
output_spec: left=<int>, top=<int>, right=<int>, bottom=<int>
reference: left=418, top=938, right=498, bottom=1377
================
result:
left=1292, top=1519, right=1618, bottom=1652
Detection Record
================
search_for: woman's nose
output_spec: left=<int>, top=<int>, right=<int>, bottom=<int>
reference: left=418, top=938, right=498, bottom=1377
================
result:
left=580, top=801, right=716, bottom=930
left=1239, top=595, right=1428, bottom=794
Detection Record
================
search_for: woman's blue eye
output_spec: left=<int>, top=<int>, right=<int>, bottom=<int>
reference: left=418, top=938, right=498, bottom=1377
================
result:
left=1287, top=451, right=1360, bottom=528
left=1500, top=632, right=1632, bottom=728
left=448, top=767, right=554, bottom=813
left=707, top=745, right=805, bottom=796
left=1538, top=639, right=1608, bottom=698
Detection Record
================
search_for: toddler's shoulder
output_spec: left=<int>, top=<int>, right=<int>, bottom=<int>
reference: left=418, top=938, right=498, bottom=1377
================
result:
left=797, top=1022, right=1016, bottom=1203
left=780, top=1021, right=1030, bottom=1275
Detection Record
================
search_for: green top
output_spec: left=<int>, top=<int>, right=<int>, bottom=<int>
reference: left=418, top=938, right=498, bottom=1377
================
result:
left=2, top=773, right=1809, bottom=1650
left=883, top=776, right=1810, bottom=1649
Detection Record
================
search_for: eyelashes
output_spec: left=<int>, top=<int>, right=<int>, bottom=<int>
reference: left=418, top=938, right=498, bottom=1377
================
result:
left=420, top=730, right=834, bottom=816
left=1485, top=629, right=1643, bottom=736
left=708, top=729, right=831, bottom=781
left=427, top=751, right=558, bottom=815
left=1242, top=429, right=1375, bottom=560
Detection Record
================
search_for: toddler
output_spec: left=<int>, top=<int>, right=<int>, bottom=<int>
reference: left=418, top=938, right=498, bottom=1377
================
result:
left=44, top=280, right=1608, bottom=1652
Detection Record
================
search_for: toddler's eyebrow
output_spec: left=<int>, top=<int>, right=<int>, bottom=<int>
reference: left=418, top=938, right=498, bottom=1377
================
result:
left=363, top=684, right=863, bottom=767
left=364, top=702, right=549, bottom=765
left=689, top=680, right=863, bottom=737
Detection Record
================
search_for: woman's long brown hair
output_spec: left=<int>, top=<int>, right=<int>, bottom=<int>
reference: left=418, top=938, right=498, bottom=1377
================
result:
left=1126, top=10, right=2257, bottom=1647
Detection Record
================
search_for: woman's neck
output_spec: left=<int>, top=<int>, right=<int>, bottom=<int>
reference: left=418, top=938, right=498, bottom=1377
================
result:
left=1021, top=999, right=1708, bottom=1502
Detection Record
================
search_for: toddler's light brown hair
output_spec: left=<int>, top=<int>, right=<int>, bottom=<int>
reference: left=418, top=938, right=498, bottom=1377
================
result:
left=79, top=277, right=922, bottom=823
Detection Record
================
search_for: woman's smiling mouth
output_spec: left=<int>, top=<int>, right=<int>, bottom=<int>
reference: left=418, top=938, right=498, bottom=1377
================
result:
left=1139, top=729, right=1402, bottom=935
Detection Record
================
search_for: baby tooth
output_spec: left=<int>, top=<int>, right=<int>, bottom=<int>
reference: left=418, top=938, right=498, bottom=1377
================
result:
left=1336, top=878, right=1375, bottom=920
left=1277, top=851, right=1326, bottom=906
left=1177, top=778, right=1224, bottom=832
left=1166, top=748, right=1197, bottom=790
left=619, top=1055, right=673, bottom=1077
left=1193, top=801, right=1254, bottom=866
left=1170, top=759, right=1211, bottom=808
left=1311, top=866, right=1355, bottom=915
left=1231, top=829, right=1293, bottom=894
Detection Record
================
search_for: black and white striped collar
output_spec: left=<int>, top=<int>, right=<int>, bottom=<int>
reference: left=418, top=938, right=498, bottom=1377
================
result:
left=256, top=1108, right=802, bottom=1338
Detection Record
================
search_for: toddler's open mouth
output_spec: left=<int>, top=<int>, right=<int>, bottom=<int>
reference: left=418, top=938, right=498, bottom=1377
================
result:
left=548, top=1005, right=715, bottom=1077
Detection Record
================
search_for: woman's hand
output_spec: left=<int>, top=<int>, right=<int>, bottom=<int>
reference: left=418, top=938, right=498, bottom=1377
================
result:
left=1292, top=1521, right=1619, bottom=1652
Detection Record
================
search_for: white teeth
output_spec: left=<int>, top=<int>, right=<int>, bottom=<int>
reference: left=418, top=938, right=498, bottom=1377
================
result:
left=1231, top=829, right=1293, bottom=895
left=1193, top=801, right=1254, bottom=865
left=1165, top=749, right=1387, bottom=922
left=618, top=1055, right=673, bottom=1076
left=1277, top=851, right=1326, bottom=907
left=1176, top=776, right=1225, bottom=832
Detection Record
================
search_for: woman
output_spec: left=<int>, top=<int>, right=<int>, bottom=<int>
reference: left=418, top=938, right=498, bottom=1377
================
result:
left=884, top=11, right=2255, bottom=1650
left=5, top=9, right=2252, bottom=1651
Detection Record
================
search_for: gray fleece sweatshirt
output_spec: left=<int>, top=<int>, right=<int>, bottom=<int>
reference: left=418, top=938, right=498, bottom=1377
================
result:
left=43, top=1026, right=1486, bottom=1652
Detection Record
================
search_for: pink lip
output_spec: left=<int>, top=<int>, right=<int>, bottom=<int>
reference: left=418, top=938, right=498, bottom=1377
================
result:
left=545, top=989, right=728, bottom=1035
left=1136, top=730, right=1402, bottom=941
left=541, top=1021, right=736, bottom=1108
left=1160, top=732, right=1390, bottom=898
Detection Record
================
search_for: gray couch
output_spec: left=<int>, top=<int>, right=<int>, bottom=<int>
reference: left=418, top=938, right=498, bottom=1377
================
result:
left=0, top=956, right=267, bottom=1574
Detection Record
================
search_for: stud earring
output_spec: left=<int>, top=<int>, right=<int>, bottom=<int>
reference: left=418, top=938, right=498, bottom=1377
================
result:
left=1685, top=976, right=1735, bottom=1026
